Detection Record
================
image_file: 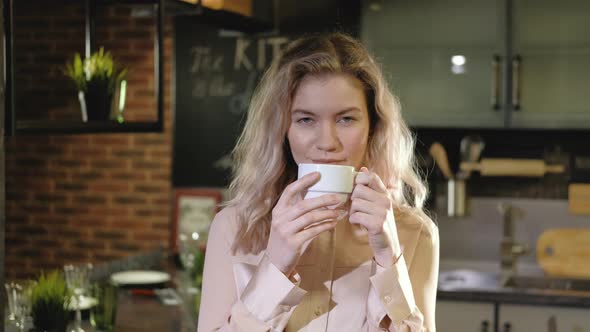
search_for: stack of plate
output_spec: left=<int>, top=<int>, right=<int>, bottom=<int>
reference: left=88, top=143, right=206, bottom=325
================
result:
left=110, top=270, right=171, bottom=287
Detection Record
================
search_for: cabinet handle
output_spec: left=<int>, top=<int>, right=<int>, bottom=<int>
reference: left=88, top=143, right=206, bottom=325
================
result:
left=512, top=55, right=522, bottom=111
left=491, top=54, right=502, bottom=110
left=480, top=320, right=490, bottom=332
left=503, top=322, right=512, bottom=332
left=547, top=315, right=557, bottom=332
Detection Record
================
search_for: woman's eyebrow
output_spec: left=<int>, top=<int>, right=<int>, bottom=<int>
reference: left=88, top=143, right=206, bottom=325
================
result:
left=291, top=109, right=315, bottom=116
left=335, top=107, right=361, bottom=115
left=291, top=107, right=361, bottom=115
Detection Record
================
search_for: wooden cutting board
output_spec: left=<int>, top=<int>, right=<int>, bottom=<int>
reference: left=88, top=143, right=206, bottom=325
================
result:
left=537, top=229, right=590, bottom=278
left=569, top=183, right=590, bottom=215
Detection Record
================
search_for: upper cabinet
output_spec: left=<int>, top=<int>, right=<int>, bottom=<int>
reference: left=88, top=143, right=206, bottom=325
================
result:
left=511, top=0, right=590, bottom=128
left=361, top=0, right=590, bottom=129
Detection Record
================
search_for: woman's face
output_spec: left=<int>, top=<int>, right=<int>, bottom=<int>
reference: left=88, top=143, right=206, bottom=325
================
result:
left=287, top=73, right=371, bottom=170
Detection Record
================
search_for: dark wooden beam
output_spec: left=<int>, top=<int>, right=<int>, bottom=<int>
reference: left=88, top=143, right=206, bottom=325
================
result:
left=0, top=1, right=6, bottom=330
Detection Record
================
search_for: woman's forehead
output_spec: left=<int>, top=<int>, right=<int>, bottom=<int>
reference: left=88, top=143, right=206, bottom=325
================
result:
left=290, top=73, right=367, bottom=114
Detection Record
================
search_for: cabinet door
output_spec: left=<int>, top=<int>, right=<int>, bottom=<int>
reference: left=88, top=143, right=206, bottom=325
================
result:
left=437, top=300, right=494, bottom=332
left=500, top=304, right=590, bottom=331
left=511, top=0, right=590, bottom=128
left=361, top=0, right=506, bottom=128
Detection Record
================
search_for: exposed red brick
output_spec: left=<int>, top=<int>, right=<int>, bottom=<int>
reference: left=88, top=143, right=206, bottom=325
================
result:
left=6, top=0, right=174, bottom=279
left=110, top=148, right=145, bottom=158
left=70, top=147, right=108, bottom=158
left=112, top=195, right=148, bottom=205
left=110, top=171, right=148, bottom=181
left=91, top=159, right=129, bottom=170
left=33, top=215, right=68, bottom=226
left=134, top=231, right=166, bottom=242
left=88, top=206, right=131, bottom=217
left=88, top=183, right=131, bottom=192
left=91, top=135, right=131, bottom=145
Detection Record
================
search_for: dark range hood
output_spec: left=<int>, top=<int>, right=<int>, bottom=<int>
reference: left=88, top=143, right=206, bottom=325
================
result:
left=166, top=0, right=274, bottom=33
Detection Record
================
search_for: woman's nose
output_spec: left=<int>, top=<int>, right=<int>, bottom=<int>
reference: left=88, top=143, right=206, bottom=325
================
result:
left=315, top=123, right=340, bottom=151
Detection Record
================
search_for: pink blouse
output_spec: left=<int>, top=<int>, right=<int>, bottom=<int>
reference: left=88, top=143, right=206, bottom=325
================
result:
left=197, top=207, right=439, bottom=331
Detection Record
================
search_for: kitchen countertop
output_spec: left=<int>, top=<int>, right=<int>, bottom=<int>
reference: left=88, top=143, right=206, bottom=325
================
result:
left=438, top=268, right=590, bottom=308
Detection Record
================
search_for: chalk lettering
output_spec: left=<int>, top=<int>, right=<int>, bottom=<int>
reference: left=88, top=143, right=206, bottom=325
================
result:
left=190, top=47, right=223, bottom=73
left=257, top=39, right=266, bottom=70
left=192, top=78, right=208, bottom=98
left=234, top=39, right=253, bottom=71
left=209, top=76, right=235, bottom=97
left=267, top=37, right=289, bottom=60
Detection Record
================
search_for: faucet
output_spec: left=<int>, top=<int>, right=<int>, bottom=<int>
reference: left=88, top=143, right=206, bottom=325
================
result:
left=498, top=203, right=528, bottom=283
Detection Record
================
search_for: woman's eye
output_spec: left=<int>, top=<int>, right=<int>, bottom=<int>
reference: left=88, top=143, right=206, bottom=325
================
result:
left=338, top=116, right=355, bottom=124
left=296, top=117, right=314, bottom=124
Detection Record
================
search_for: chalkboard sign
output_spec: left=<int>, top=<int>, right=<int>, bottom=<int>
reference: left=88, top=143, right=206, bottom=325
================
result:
left=172, top=4, right=361, bottom=187
left=173, top=17, right=293, bottom=187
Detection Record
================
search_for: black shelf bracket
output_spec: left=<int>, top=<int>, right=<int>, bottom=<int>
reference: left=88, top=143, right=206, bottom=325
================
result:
left=3, top=0, right=14, bottom=136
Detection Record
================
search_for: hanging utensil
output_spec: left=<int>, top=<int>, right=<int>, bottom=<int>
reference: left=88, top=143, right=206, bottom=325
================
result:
left=429, top=142, right=453, bottom=179
left=460, top=158, right=565, bottom=177
left=458, top=135, right=485, bottom=179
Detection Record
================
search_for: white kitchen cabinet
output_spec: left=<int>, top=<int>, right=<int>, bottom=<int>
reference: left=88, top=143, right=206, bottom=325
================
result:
left=510, top=0, right=590, bottom=129
left=361, top=0, right=506, bottom=128
left=437, top=300, right=494, bottom=332
left=499, top=304, right=590, bottom=332
left=361, top=0, right=590, bottom=129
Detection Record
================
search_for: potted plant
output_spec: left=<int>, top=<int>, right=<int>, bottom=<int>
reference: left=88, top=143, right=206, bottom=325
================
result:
left=30, top=271, right=72, bottom=332
left=65, top=48, right=127, bottom=122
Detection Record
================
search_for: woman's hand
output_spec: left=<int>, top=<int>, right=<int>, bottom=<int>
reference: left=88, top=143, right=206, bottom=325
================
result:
left=266, top=172, right=344, bottom=277
left=349, top=167, right=402, bottom=268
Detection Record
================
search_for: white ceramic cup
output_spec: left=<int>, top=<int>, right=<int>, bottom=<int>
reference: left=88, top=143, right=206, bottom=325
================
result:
left=297, top=163, right=359, bottom=205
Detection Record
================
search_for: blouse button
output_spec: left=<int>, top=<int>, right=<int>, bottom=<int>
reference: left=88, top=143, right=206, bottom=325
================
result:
left=383, top=295, right=392, bottom=303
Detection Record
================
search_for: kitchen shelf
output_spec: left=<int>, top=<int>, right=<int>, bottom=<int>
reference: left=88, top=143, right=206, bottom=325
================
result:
left=3, top=0, right=164, bottom=136
left=16, top=120, right=163, bottom=135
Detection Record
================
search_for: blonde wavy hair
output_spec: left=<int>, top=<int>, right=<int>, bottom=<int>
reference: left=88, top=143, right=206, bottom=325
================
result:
left=226, top=32, right=431, bottom=254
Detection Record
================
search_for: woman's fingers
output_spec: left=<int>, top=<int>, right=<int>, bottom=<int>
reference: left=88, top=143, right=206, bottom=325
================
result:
left=275, top=172, right=321, bottom=209
left=294, top=219, right=338, bottom=245
left=355, top=168, right=388, bottom=194
left=285, top=209, right=342, bottom=233
left=351, top=183, right=390, bottom=206
left=350, top=197, right=386, bottom=218
left=284, top=194, right=342, bottom=221
left=348, top=211, right=380, bottom=233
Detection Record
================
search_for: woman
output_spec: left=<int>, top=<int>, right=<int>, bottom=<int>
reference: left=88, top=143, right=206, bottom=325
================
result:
left=198, top=32, right=439, bottom=331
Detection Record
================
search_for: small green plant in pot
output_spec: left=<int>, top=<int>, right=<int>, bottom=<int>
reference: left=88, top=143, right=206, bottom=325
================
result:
left=65, top=48, right=127, bottom=123
left=30, top=271, right=72, bottom=332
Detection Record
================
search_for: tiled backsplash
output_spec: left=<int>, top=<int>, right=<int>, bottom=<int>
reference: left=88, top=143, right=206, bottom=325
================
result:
left=436, top=197, right=590, bottom=273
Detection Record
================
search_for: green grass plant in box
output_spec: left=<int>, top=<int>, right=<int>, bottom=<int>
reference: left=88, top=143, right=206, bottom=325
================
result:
left=30, top=271, right=72, bottom=332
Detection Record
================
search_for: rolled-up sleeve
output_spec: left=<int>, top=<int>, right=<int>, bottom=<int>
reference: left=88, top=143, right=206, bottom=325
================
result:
left=366, top=225, right=440, bottom=331
left=197, top=208, right=307, bottom=332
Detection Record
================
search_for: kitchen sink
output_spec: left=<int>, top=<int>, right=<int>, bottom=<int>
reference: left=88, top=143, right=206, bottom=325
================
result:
left=503, top=275, right=590, bottom=292
left=439, top=269, right=590, bottom=293
left=438, top=269, right=502, bottom=291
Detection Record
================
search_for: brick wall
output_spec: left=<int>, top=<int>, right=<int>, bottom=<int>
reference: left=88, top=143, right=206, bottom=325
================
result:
left=6, top=0, right=174, bottom=279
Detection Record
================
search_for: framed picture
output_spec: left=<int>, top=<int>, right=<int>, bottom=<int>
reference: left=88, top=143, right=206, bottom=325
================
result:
left=171, top=188, right=223, bottom=253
